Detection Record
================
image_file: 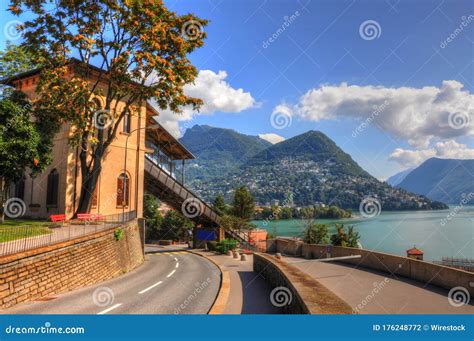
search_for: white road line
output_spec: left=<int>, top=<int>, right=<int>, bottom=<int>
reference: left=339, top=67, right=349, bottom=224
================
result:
left=175, top=262, right=179, bottom=269
left=167, top=270, right=176, bottom=278
left=138, top=281, right=163, bottom=294
left=174, top=257, right=178, bottom=262
left=97, top=303, right=122, bottom=315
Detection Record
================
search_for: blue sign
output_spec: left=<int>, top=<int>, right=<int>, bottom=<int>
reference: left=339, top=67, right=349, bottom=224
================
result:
left=196, top=230, right=216, bottom=241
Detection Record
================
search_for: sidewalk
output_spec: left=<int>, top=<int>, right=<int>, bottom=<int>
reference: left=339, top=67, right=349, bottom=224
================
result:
left=192, top=250, right=282, bottom=314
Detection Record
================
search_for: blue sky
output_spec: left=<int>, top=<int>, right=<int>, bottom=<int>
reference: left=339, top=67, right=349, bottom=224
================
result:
left=1, top=0, right=473, bottom=179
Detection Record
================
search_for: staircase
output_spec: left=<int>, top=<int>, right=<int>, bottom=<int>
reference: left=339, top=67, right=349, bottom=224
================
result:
left=144, top=157, right=255, bottom=250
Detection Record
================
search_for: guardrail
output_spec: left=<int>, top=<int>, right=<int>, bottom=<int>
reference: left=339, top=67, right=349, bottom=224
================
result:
left=0, top=211, right=136, bottom=257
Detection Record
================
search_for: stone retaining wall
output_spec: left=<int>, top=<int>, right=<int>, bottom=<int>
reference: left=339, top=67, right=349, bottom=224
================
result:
left=272, top=239, right=474, bottom=296
left=0, top=221, right=144, bottom=309
left=253, top=253, right=353, bottom=314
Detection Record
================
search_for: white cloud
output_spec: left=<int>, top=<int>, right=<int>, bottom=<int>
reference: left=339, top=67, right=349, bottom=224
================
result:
left=388, top=140, right=474, bottom=168
left=258, top=133, right=286, bottom=144
left=153, top=70, right=256, bottom=137
left=279, top=81, right=473, bottom=148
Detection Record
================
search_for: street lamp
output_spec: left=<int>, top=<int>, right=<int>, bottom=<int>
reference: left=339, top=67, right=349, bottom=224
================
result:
left=122, top=124, right=160, bottom=223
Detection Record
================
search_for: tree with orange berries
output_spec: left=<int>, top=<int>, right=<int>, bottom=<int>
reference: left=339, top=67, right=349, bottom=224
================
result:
left=9, top=0, right=208, bottom=215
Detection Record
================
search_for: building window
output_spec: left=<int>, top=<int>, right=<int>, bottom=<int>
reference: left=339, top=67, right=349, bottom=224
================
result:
left=116, top=173, right=129, bottom=207
left=46, top=169, right=59, bottom=207
left=14, top=176, right=25, bottom=200
left=123, top=110, right=131, bottom=134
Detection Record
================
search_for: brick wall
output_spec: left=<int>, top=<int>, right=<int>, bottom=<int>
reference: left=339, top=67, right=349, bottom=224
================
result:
left=0, top=221, right=144, bottom=309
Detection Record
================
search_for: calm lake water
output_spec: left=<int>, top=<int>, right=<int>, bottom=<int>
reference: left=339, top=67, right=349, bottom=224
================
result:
left=252, top=206, right=474, bottom=261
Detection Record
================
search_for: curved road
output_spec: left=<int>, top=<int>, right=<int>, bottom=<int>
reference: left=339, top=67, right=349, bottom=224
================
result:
left=3, top=250, right=220, bottom=314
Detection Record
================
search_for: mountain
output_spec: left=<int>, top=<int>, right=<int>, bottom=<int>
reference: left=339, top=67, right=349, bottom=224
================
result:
left=179, top=125, right=272, bottom=181
left=397, top=158, right=474, bottom=204
left=386, top=168, right=413, bottom=186
left=186, top=128, right=447, bottom=211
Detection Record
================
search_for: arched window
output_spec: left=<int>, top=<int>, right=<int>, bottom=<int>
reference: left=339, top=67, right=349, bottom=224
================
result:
left=46, top=169, right=59, bottom=207
left=123, top=109, right=131, bottom=134
left=116, top=173, right=130, bottom=207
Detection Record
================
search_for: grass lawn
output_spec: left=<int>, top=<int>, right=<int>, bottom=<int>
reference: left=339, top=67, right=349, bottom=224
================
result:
left=0, top=219, right=52, bottom=242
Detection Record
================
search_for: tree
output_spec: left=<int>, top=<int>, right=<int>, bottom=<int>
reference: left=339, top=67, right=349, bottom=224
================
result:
left=212, top=194, right=226, bottom=215
left=0, top=41, right=39, bottom=80
left=160, top=210, right=194, bottom=242
left=303, top=221, right=329, bottom=245
left=143, top=193, right=163, bottom=242
left=330, top=224, right=360, bottom=248
left=232, top=186, right=255, bottom=220
left=9, top=1, right=208, bottom=215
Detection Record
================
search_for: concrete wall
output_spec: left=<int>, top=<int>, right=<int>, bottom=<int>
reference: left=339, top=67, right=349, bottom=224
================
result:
left=254, top=253, right=352, bottom=314
left=0, top=221, right=144, bottom=309
left=272, top=239, right=474, bottom=296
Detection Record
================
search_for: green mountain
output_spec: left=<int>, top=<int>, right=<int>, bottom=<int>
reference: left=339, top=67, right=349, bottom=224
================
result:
left=179, top=125, right=272, bottom=181
left=397, top=158, right=474, bottom=204
left=183, top=127, right=447, bottom=211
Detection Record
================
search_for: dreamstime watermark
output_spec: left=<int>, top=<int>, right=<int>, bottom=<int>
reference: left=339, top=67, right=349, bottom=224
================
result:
left=1, top=102, right=32, bottom=135
left=440, top=15, right=474, bottom=49
left=440, top=192, right=473, bottom=226
left=270, top=109, right=292, bottom=130
left=359, top=196, right=381, bottom=218
left=262, top=11, right=301, bottom=49
left=4, top=20, right=23, bottom=41
left=353, top=278, right=390, bottom=313
left=181, top=20, right=204, bottom=41
left=92, top=287, right=114, bottom=307
left=447, top=286, right=470, bottom=307
left=352, top=101, right=389, bottom=138
left=93, top=109, right=114, bottom=130
left=181, top=197, right=203, bottom=218
left=5, top=322, right=85, bottom=335
left=270, top=286, right=293, bottom=307
left=174, top=277, right=212, bottom=314
left=4, top=197, right=26, bottom=218
left=359, top=20, right=381, bottom=41
left=448, top=111, right=470, bottom=130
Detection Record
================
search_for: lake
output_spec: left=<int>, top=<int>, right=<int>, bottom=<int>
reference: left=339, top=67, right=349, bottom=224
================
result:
left=252, top=206, right=474, bottom=261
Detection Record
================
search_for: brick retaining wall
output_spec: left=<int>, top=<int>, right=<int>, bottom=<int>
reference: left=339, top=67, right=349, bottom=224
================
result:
left=0, top=221, right=144, bottom=309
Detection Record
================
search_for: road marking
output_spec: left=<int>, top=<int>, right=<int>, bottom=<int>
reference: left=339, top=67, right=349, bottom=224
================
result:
left=97, top=303, right=122, bottom=315
left=138, top=281, right=163, bottom=294
left=174, top=257, right=178, bottom=262
left=167, top=270, right=176, bottom=278
left=175, top=262, right=179, bottom=269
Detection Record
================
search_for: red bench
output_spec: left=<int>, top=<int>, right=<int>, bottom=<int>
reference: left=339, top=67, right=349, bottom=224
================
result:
left=50, top=214, right=66, bottom=227
left=77, top=213, right=105, bottom=224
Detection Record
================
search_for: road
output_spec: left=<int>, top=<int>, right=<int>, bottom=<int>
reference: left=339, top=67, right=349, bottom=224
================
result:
left=3, top=249, right=220, bottom=314
left=284, top=256, right=474, bottom=314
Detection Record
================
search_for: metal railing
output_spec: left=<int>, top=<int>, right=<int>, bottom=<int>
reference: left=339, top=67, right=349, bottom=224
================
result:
left=0, top=211, right=136, bottom=257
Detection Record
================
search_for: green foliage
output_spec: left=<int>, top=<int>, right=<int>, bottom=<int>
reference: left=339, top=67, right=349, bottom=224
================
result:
left=114, top=228, right=124, bottom=241
left=216, top=239, right=238, bottom=254
left=253, top=205, right=351, bottom=220
left=303, top=221, right=329, bottom=245
left=330, top=224, right=360, bottom=248
left=220, top=214, right=255, bottom=233
left=159, top=210, right=194, bottom=242
left=206, top=240, right=218, bottom=251
left=212, top=194, right=227, bottom=215
left=232, top=186, right=255, bottom=220
left=143, top=193, right=163, bottom=242
left=0, top=41, right=40, bottom=79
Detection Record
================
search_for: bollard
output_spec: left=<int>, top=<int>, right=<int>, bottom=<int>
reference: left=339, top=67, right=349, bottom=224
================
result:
left=227, top=250, right=233, bottom=256
left=240, top=254, right=247, bottom=261
left=233, top=251, right=240, bottom=259
left=275, top=252, right=282, bottom=259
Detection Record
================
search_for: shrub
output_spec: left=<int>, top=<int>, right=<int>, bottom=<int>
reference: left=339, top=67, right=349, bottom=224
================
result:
left=216, top=239, right=238, bottom=254
left=207, top=241, right=218, bottom=251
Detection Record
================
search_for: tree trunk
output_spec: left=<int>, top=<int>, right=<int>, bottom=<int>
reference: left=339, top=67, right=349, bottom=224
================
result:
left=0, top=177, right=4, bottom=224
left=75, top=150, right=102, bottom=216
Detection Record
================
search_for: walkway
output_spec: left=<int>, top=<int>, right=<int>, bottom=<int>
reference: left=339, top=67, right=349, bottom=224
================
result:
left=193, top=250, right=282, bottom=314
left=283, top=256, right=474, bottom=314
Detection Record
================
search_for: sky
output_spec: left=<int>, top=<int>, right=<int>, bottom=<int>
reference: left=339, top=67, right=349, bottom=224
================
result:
left=0, top=0, right=473, bottom=179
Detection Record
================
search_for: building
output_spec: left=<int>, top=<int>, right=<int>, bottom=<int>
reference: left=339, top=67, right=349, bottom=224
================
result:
left=406, top=246, right=424, bottom=260
left=3, top=60, right=196, bottom=221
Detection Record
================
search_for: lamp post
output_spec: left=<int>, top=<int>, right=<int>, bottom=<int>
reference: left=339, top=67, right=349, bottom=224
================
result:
left=122, top=124, right=160, bottom=223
